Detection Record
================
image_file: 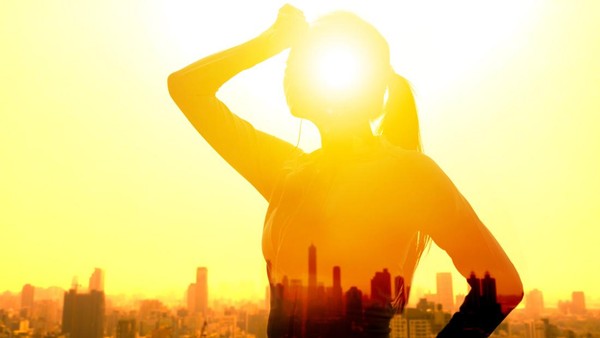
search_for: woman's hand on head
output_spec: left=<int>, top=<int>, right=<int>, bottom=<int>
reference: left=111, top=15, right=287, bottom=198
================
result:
left=262, top=4, right=308, bottom=54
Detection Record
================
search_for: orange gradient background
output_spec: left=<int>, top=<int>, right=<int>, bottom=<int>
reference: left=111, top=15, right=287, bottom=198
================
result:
left=1, top=0, right=599, bottom=307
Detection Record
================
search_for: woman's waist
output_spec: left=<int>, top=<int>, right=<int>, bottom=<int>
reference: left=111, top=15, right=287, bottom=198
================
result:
left=267, top=289, right=397, bottom=338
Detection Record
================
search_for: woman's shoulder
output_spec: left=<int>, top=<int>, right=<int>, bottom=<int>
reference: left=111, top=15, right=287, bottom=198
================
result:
left=380, top=139, right=441, bottom=175
left=379, top=140, right=460, bottom=202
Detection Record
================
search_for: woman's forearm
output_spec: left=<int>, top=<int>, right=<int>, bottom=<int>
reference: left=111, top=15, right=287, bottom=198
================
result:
left=169, top=32, right=281, bottom=96
left=169, top=33, right=276, bottom=97
left=169, top=5, right=306, bottom=97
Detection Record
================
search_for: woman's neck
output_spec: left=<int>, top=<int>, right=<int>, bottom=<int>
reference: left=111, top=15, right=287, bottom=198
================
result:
left=319, top=123, right=378, bottom=158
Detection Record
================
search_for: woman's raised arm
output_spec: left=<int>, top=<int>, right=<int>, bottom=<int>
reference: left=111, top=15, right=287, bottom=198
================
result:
left=168, top=5, right=307, bottom=200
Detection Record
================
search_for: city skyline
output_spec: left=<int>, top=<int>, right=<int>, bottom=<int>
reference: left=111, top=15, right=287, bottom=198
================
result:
left=2, top=291, right=597, bottom=338
left=2, top=276, right=590, bottom=314
left=1, top=266, right=596, bottom=338
left=1, top=267, right=592, bottom=312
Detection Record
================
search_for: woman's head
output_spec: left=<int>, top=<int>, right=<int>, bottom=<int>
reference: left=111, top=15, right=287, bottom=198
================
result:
left=284, top=12, right=391, bottom=131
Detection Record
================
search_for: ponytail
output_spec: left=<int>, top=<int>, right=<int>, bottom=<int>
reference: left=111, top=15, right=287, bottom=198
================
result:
left=378, top=74, right=422, bottom=152
left=378, top=73, right=430, bottom=278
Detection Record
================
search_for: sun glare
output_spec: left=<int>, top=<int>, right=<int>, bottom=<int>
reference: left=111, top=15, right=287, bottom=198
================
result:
left=314, top=44, right=363, bottom=92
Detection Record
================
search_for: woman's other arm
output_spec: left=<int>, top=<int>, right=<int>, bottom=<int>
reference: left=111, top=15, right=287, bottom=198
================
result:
left=168, top=5, right=307, bottom=200
left=417, top=155, right=523, bottom=337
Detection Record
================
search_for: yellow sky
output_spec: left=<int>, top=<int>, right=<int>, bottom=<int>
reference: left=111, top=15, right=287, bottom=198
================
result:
left=1, top=0, right=599, bottom=307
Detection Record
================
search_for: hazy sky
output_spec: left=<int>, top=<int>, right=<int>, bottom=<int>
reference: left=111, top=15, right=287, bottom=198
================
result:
left=1, top=0, right=599, bottom=307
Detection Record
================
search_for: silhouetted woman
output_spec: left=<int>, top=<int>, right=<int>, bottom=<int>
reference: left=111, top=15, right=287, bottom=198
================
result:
left=168, top=5, right=523, bottom=338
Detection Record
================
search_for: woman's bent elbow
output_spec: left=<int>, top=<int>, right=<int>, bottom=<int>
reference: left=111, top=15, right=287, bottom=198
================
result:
left=167, top=72, right=185, bottom=102
left=167, top=72, right=216, bottom=102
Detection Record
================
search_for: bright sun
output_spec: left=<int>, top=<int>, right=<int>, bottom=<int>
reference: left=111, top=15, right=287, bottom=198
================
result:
left=314, top=44, right=363, bottom=92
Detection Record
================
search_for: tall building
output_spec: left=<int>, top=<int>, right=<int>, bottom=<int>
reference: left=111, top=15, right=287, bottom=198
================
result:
left=571, top=291, right=586, bottom=314
left=370, top=269, right=392, bottom=307
left=525, top=289, right=544, bottom=318
left=436, top=273, right=454, bottom=313
left=526, top=319, right=546, bottom=338
left=461, top=271, right=502, bottom=328
left=289, top=279, right=303, bottom=301
left=308, top=244, right=317, bottom=291
left=390, top=315, right=408, bottom=338
left=401, top=303, right=450, bottom=338
left=331, top=266, right=343, bottom=316
left=62, top=289, right=105, bottom=338
left=187, top=283, right=196, bottom=314
left=466, top=272, right=481, bottom=309
left=116, top=318, right=136, bottom=338
left=307, top=244, right=318, bottom=315
left=20, top=284, right=35, bottom=316
left=195, top=267, right=208, bottom=315
left=481, top=272, right=497, bottom=304
left=34, top=299, right=61, bottom=333
left=408, top=319, right=432, bottom=338
left=89, top=268, right=104, bottom=292
left=345, top=287, right=363, bottom=324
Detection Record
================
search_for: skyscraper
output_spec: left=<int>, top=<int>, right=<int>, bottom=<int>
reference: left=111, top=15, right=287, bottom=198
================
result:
left=195, top=267, right=208, bottom=315
left=62, top=289, right=105, bottom=338
left=20, top=284, right=34, bottom=308
left=525, top=289, right=544, bottom=318
left=481, top=272, right=497, bottom=304
left=390, top=315, right=408, bottom=338
left=345, top=287, right=363, bottom=324
left=307, top=244, right=318, bottom=312
left=436, top=273, right=454, bottom=313
left=370, top=269, right=392, bottom=308
left=89, top=268, right=104, bottom=292
left=332, top=266, right=341, bottom=291
left=331, top=266, right=343, bottom=316
left=466, top=272, right=481, bottom=309
left=20, top=284, right=35, bottom=317
left=308, top=244, right=317, bottom=290
left=571, top=291, right=586, bottom=314
left=187, top=283, right=196, bottom=314
left=408, top=319, right=432, bottom=338
left=526, top=319, right=546, bottom=338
